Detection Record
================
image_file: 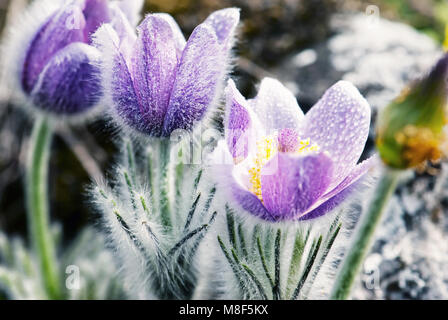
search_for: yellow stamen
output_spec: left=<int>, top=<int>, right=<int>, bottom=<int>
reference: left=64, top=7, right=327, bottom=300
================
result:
left=395, top=124, right=444, bottom=168
left=296, top=138, right=320, bottom=154
left=248, top=134, right=319, bottom=202
left=249, top=135, right=277, bottom=201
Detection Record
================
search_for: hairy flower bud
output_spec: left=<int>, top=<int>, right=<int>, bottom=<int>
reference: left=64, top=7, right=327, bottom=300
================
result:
left=376, top=54, right=448, bottom=169
left=6, top=0, right=142, bottom=117
left=95, top=8, right=240, bottom=137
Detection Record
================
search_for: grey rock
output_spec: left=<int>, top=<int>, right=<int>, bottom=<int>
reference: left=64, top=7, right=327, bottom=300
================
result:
left=274, top=13, right=441, bottom=112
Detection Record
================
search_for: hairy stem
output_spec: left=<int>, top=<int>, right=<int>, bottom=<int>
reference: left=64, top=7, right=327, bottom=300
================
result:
left=26, top=118, right=60, bottom=299
left=330, top=169, right=400, bottom=300
left=159, top=139, right=171, bottom=228
left=273, top=229, right=281, bottom=300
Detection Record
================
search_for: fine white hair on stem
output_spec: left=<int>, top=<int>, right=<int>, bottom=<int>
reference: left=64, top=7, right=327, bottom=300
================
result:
left=201, top=150, right=378, bottom=300
left=305, top=166, right=379, bottom=299
left=90, top=135, right=220, bottom=299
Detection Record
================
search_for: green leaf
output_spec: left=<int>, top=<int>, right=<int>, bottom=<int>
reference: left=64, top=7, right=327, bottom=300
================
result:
left=183, top=193, right=201, bottom=231
left=286, top=231, right=306, bottom=297
left=225, top=205, right=237, bottom=249
left=257, top=236, right=274, bottom=288
left=291, top=235, right=322, bottom=300
left=242, top=264, right=268, bottom=300
left=273, top=229, right=282, bottom=300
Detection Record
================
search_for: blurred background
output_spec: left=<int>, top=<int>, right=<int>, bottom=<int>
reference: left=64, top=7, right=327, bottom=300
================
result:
left=0, top=0, right=448, bottom=299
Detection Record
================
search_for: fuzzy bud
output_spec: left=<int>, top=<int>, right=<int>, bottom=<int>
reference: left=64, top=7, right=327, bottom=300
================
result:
left=95, top=8, right=240, bottom=137
left=376, top=54, right=448, bottom=169
left=11, top=0, right=142, bottom=117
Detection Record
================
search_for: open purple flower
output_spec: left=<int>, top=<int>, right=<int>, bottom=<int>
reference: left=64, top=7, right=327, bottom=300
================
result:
left=94, top=8, right=240, bottom=137
left=12, top=0, right=141, bottom=116
left=210, top=78, right=375, bottom=222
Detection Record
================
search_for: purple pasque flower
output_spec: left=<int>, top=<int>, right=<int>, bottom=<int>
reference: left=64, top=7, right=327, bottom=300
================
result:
left=94, top=8, right=240, bottom=137
left=14, top=0, right=141, bottom=116
left=211, top=78, right=375, bottom=222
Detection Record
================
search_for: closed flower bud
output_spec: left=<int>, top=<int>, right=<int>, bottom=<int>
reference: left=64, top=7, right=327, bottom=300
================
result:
left=376, top=54, right=448, bottom=169
left=94, top=8, right=240, bottom=137
left=5, top=0, right=142, bottom=118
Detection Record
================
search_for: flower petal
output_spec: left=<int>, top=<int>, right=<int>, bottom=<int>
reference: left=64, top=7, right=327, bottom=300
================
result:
left=115, top=0, right=144, bottom=26
left=202, top=8, right=240, bottom=48
left=162, top=9, right=239, bottom=136
left=297, top=182, right=358, bottom=221
left=260, top=152, right=333, bottom=221
left=207, top=140, right=273, bottom=220
left=231, top=183, right=274, bottom=221
left=31, top=42, right=102, bottom=114
left=322, top=155, right=377, bottom=201
left=108, top=5, right=137, bottom=60
left=94, top=24, right=141, bottom=131
left=130, top=15, right=179, bottom=136
left=152, top=13, right=186, bottom=58
left=22, top=2, right=86, bottom=93
left=250, top=78, right=304, bottom=134
left=302, top=81, right=371, bottom=189
left=298, top=155, right=377, bottom=220
left=225, top=79, right=252, bottom=162
left=83, top=0, right=111, bottom=43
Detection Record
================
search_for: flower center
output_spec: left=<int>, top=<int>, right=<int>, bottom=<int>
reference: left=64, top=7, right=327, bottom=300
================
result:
left=248, top=135, right=276, bottom=201
left=248, top=130, right=320, bottom=202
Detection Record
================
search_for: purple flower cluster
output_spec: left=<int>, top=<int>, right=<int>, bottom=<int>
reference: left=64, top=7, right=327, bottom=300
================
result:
left=11, top=0, right=375, bottom=222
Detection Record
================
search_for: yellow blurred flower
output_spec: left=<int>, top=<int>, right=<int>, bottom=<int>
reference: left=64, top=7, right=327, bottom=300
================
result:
left=376, top=54, right=448, bottom=169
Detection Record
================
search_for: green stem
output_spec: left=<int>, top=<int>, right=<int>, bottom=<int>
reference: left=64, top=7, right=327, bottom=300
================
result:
left=159, top=139, right=171, bottom=228
left=26, top=117, right=61, bottom=299
left=175, top=149, right=184, bottom=199
left=330, top=169, right=400, bottom=300
left=147, top=148, right=158, bottom=215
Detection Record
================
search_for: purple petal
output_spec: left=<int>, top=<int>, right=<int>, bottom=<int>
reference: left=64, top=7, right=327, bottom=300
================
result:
left=230, top=180, right=274, bottom=221
left=298, top=182, right=359, bottom=221
left=22, top=2, right=87, bottom=93
left=207, top=140, right=273, bottom=220
left=115, top=0, right=144, bottom=26
left=260, top=152, right=333, bottom=221
left=130, top=15, right=179, bottom=136
left=298, top=155, right=377, bottom=220
left=203, top=8, right=240, bottom=47
left=162, top=12, right=238, bottom=136
left=225, top=79, right=251, bottom=161
left=31, top=43, right=102, bottom=115
left=107, top=6, right=137, bottom=61
left=302, top=81, right=371, bottom=189
left=110, top=55, right=142, bottom=132
left=152, top=13, right=186, bottom=59
left=161, top=9, right=239, bottom=136
left=83, top=0, right=111, bottom=43
left=322, top=155, right=377, bottom=200
left=250, top=78, right=304, bottom=134
left=95, top=24, right=141, bottom=131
